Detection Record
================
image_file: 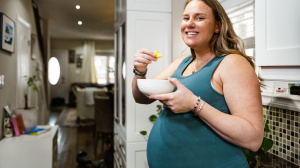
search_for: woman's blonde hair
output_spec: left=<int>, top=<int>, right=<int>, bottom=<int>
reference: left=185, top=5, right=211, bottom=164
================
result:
left=184, top=0, right=255, bottom=69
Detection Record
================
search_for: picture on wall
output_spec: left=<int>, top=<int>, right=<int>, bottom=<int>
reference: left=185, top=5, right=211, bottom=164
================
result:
left=76, top=54, right=83, bottom=68
left=0, top=13, right=15, bottom=53
left=69, top=50, right=75, bottom=63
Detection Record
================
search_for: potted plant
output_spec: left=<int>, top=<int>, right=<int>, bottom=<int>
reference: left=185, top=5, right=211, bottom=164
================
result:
left=15, top=64, right=41, bottom=131
left=140, top=104, right=162, bottom=140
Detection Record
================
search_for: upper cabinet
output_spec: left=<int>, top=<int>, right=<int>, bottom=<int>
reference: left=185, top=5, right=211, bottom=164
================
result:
left=255, top=0, right=300, bottom=81
left=115, top=0, right=171, bottom=28
left=127, top=0, right=171, bottom=12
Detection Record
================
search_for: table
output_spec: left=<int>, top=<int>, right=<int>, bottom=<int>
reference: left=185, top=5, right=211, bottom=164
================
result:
left=0, top=125, right=58, bottom=168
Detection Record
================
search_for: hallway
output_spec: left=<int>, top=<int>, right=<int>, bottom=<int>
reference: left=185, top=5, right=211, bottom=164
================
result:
left=50, top=107, right=113, bottom=168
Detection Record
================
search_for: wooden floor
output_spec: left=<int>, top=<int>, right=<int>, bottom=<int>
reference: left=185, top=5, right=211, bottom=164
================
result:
left=50, top=106, right=112, bottom=168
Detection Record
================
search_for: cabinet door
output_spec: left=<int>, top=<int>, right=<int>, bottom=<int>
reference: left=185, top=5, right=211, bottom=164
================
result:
left=127, top=142, right=148, bottom=168
left=127, top=0, right=171, bottom=12
left=115, top=0, right=126, bottom=28
left=126, top=11, right=171, bottom=142
left=256, top=0, right=300, bottom=66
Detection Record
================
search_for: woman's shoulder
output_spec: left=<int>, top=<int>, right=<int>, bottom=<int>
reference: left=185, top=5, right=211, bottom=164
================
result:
left=221, top=54, right=251, bottom=67
left=218, top=54, right=256, bottom=77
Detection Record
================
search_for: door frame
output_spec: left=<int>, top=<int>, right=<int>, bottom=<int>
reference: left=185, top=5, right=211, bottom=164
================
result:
left=16, top=16, right=31, bottom=108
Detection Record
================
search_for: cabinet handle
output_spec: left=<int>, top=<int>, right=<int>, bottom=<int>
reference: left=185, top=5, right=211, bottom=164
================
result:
left=114, top=117, right=120, bottom=123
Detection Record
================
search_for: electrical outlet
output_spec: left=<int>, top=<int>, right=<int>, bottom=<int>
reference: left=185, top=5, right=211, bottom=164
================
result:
left=273, top=82, right=288, bottom=94
left=0, top=75, right=4, bottom=88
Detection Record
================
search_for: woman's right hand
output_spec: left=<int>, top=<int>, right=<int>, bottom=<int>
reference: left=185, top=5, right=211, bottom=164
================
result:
left=134, top=48, right=157, bottom=73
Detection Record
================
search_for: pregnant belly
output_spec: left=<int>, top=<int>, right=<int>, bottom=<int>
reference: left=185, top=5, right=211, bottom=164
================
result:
left=147, top=110, right=247, bottom=168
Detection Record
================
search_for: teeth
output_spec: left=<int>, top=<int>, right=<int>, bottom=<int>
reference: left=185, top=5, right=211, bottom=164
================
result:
left=187, top=32, right=198, bottom=35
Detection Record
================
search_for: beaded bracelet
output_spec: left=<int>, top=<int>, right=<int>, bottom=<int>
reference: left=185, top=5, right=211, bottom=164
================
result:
left=192, top=96, right=201, bottom=113
left=194, top=101, right=205, bottom=116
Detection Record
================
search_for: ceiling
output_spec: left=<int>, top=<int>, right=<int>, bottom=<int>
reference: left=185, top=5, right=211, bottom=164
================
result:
left=33, top=0, right=114, bottom=40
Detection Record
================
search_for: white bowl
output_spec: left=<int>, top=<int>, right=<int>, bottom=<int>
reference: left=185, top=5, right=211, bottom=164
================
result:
left=137, top=79, right=175, bottom=96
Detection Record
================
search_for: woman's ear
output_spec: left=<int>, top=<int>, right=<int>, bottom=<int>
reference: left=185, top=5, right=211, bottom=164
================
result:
left=215, top=21, right=222, bottom=33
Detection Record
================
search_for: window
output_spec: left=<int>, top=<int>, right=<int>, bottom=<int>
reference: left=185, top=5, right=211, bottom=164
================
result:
left=94, top=55, right=115, bottom=84
left=108, top=56, right=116, bottom=83
left=226, top=0, right=255, bottom=56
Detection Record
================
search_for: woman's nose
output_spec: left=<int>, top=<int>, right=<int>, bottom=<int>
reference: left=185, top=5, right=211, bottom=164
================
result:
left=188, top=19, right=195, bottom=28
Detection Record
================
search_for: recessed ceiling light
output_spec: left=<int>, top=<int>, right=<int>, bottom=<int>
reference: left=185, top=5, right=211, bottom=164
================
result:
left=76, top=5, right=80, bottom=9
left=78, top=21, right=82, bottom=25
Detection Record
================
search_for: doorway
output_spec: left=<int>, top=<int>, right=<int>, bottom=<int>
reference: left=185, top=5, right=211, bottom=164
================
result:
left=50, top=50, right=68, bottom=106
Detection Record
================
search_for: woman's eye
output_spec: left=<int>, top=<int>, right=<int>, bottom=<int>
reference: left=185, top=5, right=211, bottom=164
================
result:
left=196, top=17, right=204, bottom=20
left=183, top=17, right=189, bottom=20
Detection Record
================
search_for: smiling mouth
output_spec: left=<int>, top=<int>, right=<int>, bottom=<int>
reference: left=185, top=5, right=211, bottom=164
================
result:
left=186, top=32, right=199, bottom=35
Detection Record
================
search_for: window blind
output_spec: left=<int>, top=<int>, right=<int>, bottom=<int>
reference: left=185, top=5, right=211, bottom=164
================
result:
left=226, top=0, right=255, bottom=56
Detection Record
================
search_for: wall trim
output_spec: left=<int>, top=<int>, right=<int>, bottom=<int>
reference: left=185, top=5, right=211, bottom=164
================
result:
left=262, top=92, right=300, bottom=112
left=261, top=81, right=300, bottom=112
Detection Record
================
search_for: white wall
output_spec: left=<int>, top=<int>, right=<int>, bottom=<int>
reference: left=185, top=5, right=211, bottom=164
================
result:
left=172, top=0, right=190, bottom=61
left=0, top=0, right=47, bottom=138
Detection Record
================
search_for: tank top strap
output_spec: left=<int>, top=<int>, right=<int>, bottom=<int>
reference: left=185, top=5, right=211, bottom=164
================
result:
left=205, top=55, right=227, bottom=80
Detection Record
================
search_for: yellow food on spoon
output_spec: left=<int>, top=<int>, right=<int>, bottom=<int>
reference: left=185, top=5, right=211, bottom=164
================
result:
left=154, top=50, right=163, bottom=59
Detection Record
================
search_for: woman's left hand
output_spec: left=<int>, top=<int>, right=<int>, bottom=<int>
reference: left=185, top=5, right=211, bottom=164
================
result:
left=149, top=78, right=198, bottom=113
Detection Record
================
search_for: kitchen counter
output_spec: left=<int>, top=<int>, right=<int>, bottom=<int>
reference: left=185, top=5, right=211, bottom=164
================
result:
left=258, top=153, right=299, bottom=168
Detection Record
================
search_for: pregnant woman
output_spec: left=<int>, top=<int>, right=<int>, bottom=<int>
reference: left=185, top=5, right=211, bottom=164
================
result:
left=132, top=0, right=264, bottom=167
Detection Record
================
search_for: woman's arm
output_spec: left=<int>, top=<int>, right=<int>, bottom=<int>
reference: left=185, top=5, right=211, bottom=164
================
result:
left=132, top=49, right=156, bottom=104
left=197, top=54, right=264, bottom=151
left=132, top=74, right=155, bottom=104
left=132, top=49, right=188, bottom=104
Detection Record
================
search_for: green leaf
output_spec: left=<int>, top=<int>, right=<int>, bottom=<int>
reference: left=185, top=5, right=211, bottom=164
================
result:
left=33, top=86, right=39, bottom=93
left=264, top=123, right=271, bottom=133
left=149, top=115, right=157, bottom=123
left=261, top=137, right=273, bottom=153
left=243, top=149, right=256, bottom=162
left=28, top=78, right=33, bottom=85
left=157, top=104, right=163, bottom=115
left=140, top=131, right=147, bottom=135
left=157, top=105, right=162, bottom=111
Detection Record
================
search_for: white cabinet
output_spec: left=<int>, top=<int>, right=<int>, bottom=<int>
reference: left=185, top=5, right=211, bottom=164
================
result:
left=127, top=142, right=148, bottom=168
left=255, top=0, right=300, bottom=81
left=114, top=0, right=171, bottom=167
left=255, top=0, right=300, bottom=111
left=126, top=11, right=171, bottom=142
left=0, top=125, right=58, bottom=168
left=127, top=0, right=171, bottom=12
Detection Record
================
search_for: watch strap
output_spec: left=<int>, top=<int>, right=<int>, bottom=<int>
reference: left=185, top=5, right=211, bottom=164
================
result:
left=133, top=68, right=147, bottom=76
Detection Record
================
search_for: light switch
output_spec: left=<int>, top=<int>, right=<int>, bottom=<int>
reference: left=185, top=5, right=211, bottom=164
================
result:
left=0, top=75, right=4, bottom=88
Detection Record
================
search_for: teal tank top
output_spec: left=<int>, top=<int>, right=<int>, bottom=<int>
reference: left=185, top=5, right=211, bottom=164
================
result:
left=147, top=55, right=249, bottom=168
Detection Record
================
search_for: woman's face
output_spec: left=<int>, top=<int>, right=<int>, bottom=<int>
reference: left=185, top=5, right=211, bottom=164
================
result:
left=181, top=0, right=219, bottom=50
